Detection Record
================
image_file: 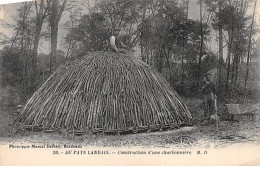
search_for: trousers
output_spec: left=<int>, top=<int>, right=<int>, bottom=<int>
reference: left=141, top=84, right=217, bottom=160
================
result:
left=202, top=92, right=215, bottom=120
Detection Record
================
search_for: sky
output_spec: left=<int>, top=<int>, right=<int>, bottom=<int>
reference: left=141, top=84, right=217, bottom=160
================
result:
left=0, top=0, right=260, bottom=59
left=0, top=0, right=92, bottom=52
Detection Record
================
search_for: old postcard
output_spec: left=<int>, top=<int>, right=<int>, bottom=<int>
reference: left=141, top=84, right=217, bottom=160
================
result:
left=0, top=0, right=259, bottom=166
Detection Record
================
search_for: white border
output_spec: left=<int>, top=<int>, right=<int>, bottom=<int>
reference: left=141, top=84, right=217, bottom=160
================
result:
left=0, top=0, right=33, bottom=5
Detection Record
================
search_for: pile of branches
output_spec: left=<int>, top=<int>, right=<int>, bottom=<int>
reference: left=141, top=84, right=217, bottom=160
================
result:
left=20, top=52, right=192, bottom=134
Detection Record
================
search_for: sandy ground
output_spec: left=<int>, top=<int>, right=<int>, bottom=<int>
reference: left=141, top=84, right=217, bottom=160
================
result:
left=0, top=102, right=259, bottom=149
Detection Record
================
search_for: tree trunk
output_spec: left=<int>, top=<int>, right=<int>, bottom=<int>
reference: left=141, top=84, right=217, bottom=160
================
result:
left=140, top=10, right=146, bottom=62
left=140, top=31, right=144, bottom=61
left=0, top=51, right=3, bottom=88
left=50, top=0, right=67, bottom=73
left=20, top=4, right=26, bottom=98
left=234, top=51, right=240, bottom=85
left=31, top=0, right=45, bottom=93
left=217, top=1, right=223, bottom=94
left=163, top=46, right=171, bottom=83
left=181, top=1, right=189, bottom=85
left=50, top=0, right=58, bottom=73
left=230, top=48, right=236, bottom=96
left=244, top=0, right=257, bottom=98
left=225, top=27, right=234, bottom=95
left=197, top=0, right=203, bottom=87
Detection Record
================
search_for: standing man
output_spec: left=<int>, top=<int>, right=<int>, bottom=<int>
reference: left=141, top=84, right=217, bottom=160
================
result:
left=110, top=28, right=133, bottom=55
left=200, top=73, right=216, bottom=125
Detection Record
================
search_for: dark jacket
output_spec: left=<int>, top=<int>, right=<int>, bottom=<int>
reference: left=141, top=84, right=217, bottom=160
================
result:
left=201, top=81, right=215, bottom=95
left=115, top=36, right=122, bottom=48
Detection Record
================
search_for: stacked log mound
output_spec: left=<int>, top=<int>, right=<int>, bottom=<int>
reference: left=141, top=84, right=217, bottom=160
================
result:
left=20, top=51, right=192, bottom=134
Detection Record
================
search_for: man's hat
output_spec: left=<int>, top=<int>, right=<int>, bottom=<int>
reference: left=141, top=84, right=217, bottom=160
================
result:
left=203, top=73, right=211, bottom=77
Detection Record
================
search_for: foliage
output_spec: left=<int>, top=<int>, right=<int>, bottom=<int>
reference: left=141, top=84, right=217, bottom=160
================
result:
left=0, top=0, right=259, bottom=102
left=65, top=0, right=211, bottom=90
left=1, top=47, right=23, bottom=87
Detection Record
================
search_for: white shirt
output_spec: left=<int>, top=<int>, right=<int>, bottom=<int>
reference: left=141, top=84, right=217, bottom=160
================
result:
left=110, top=36, right=118, bottom=51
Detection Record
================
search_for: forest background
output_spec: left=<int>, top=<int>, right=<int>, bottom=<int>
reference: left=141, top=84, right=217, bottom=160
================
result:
left=0, top=0, right=259, bottom=106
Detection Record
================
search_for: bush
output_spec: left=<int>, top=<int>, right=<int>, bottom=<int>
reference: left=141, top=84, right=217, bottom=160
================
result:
left=0, top=85, right=21, bottom=106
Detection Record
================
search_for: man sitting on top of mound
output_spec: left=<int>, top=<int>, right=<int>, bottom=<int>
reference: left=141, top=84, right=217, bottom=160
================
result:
left=110, top=28, right=134, bottom=55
